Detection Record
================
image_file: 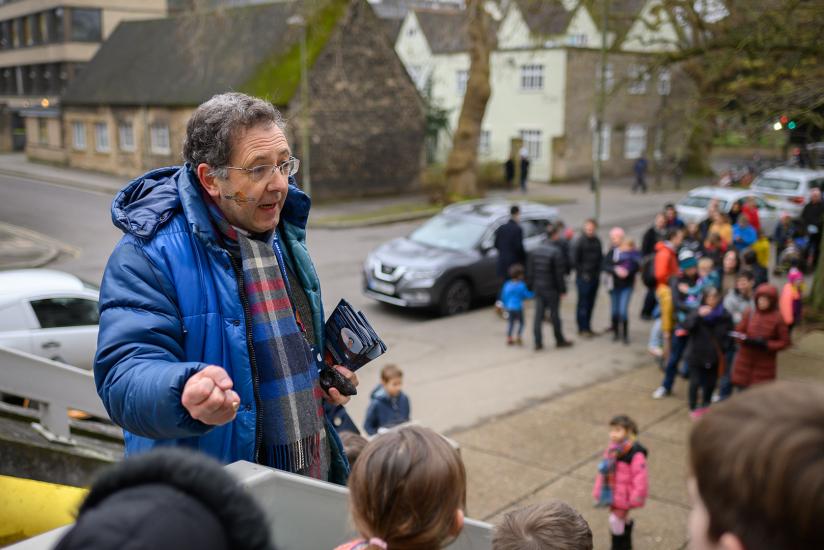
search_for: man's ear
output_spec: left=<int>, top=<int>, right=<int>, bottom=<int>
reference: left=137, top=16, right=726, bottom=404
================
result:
left=196, top=163, right=220, bottom=199
left=451, top=509, right=464, bottom=537
left=718, top=533, right=745, bottom=550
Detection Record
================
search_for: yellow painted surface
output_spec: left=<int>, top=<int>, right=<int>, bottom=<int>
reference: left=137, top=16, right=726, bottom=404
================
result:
left=0, top=475, right=87, bottom=545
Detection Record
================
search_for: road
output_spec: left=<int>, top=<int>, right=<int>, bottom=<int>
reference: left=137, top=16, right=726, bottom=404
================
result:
left=0, top=171, right=687, bottom=433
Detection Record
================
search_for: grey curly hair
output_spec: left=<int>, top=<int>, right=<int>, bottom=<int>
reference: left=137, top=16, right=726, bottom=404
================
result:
left=182, top=92, right=286, bottom=179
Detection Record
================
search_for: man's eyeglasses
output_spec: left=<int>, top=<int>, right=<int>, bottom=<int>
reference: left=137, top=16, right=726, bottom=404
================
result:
left=221, top=157, right=300, bottom=183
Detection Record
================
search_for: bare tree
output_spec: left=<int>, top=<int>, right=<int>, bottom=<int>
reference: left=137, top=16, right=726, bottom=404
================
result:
left=443, top=0, right=495, bottom=200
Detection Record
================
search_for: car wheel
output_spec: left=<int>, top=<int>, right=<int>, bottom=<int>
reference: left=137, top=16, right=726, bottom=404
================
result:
left=439, top=278, right=472, bottom=316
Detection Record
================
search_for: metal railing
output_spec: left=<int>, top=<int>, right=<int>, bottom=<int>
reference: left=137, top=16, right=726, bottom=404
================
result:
left=0, top=344, right=109, bottom=443
left=9, top=461, right=493, bottom=549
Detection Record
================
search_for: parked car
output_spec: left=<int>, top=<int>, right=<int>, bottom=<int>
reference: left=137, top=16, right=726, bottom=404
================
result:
left=363, top=200, right=559, bottom=316
left=0, top=269, right=99, bottom=370
left=675, top=187, right=783, bottom=236
left=749, top=167, right=824, bottom=217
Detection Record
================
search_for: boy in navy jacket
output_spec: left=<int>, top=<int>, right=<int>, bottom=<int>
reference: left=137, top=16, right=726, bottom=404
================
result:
left=363, top=365, right=410, bottom=436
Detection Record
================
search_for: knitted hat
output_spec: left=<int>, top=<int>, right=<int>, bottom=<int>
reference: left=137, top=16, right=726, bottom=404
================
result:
left=679, top=249, right=697, bottom=269
left=788, top=268, right=803, bottom=283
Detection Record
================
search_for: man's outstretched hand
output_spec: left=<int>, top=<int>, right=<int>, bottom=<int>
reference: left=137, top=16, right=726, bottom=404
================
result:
left=182, top=366, right=240, bottom=426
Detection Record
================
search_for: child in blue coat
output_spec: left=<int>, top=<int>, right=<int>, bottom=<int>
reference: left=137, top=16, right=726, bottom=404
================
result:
left=501, top=263, right=534, bottom=345
left=363, top=364, right=411, bottom=436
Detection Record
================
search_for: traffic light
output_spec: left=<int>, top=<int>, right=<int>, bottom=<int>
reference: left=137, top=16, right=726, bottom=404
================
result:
left=780, top=115, right=789, bottom=125
left=788, top=120, right=797, bottom=130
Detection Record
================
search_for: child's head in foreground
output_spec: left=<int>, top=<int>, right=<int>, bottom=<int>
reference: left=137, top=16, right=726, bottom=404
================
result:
left=380, top=364, right=403, bottom=398
left=492, top=500, right=593, bottom=550
left=508, top=263, right=526, bottom=281
left=609, top=415, right=638, bottom=444
left=348, top=425, right=466, bottom=549
left=688, top=381, right=824, bottom=550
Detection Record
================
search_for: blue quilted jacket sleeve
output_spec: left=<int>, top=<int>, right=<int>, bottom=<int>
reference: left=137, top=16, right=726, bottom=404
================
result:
left=94, top=237, right=211, bottom=439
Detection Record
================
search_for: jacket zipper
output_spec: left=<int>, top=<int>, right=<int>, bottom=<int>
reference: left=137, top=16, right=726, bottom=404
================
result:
left=230, top=255, right=264, bottom=464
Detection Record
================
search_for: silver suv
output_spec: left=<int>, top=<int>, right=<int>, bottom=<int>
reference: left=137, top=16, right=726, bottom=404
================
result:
left=363, top=200, right=559, bottom=316
left=750, top=167, right=824, bottom=217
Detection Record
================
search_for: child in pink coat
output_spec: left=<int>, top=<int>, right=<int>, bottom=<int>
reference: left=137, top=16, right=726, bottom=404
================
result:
left=779, top=268, right=803, bottom=332
left=593, top=415, right=649, bottom=550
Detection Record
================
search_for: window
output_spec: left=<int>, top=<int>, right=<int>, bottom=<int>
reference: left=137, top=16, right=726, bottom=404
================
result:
left=596, top=62, right=614, bottom=92
left=30, top=297, right=99, bottom=328
left=150, top=123, right=171, bottom=155
left=72, top=121, right=85, bottom=150
left=657, top=68, right=671, bottom=96
left=94, top=122, right=109, bottom=152
left=566, top=34, right=587, bottom=46
left=519, top=129, right=542, bottom=160
left=592, top=123, right=611, bottom=161
left=624, top=124, right=647, bottom=159
left=22, top=15, right=32, bottom=46
left=628, top=64, right=649, bottom=94
left=118, top=121, right=135, bottom=152
left=38, top=12, right=48, bottom=43
left=456, top=69, right=468, bottom=94
left=70, top=8, right=101, bottom=42
left=38, top=118, right=48, bottom=145
left=50, top=8, right=64, bottom=43
left=520, top=219, right=550, bottom=239
left=520, top=64, right=544, bottom=90
left=478, top=129, right=491, bottom=156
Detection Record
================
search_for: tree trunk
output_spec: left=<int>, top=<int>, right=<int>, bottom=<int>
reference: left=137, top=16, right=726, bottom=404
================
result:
left=810, top=230, right=824, bottom=315
left=444, top=0, right=493, bottom=201
left=683, top=119, right=714, bottom=176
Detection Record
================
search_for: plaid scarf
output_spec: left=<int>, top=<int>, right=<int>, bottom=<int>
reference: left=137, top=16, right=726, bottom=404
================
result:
left=596, top=439, right=634, bottom=506
left=206, top=200, right=327, bottom=479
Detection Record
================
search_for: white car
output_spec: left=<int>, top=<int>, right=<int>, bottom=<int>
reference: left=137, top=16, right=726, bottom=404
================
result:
left=0, top=269, right=99, bottom=370
left=750, top=167, right=824, bottom=217
left=675, top=187, right=782, bottom=236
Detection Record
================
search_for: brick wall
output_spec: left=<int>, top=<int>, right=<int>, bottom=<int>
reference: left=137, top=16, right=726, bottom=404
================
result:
left=290, top=0, right=426, bottom=200
left=553, top=48, right=694, bottom=182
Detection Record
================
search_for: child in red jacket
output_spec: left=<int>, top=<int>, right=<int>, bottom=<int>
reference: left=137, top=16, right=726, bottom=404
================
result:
left=593, top=415, right=649, bottom=550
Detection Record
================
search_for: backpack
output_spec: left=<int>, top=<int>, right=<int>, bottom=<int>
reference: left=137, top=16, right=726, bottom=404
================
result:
left=641, top=254, right=657, bottom=287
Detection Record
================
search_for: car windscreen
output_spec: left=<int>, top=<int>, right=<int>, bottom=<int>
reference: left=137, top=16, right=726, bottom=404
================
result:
left=409, top=214, right=488, bottom=251
left=679, top=195, right=728, bottom=211
left=753, top=177, right=800, bottom=192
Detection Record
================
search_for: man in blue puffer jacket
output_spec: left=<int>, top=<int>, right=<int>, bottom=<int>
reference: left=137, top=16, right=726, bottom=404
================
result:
left=94, top=93, right=354, bottom=484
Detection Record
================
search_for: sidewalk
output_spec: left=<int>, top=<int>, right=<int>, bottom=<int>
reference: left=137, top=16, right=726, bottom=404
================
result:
left=446, top=331, right=824, bottom=550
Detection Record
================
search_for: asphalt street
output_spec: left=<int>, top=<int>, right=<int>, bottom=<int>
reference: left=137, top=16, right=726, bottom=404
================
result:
left=0, top=171, right=687, bottom=433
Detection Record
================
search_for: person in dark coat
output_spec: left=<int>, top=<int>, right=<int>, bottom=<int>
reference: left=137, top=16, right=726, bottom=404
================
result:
left=632, top=156, right=648, bottom=193
left=55, top=448, right=274, bottom=550
left=741, top=249, right=768, bottom=287
left=494, top=205, right=526, bottom=280
left=572, top=219, right=604, bottom=336
left=504, top=158, right=515, bottom=189
left=519, top=147, right=530, bottom=193
left=683, top=287, right=732, bottom=415
left=731, top=284, right=791, bottom=389
left=801, top=187, right=824, bottom=270
left=528, top=224, right=573, bottom=350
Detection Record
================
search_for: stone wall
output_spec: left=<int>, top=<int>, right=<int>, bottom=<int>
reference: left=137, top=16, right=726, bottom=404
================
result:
left=290, top=0, right=426, bottom=200
left=553, top=48, right=694, bottom=182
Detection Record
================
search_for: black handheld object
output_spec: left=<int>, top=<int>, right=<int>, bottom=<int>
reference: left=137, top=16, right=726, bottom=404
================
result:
left=319, top=366, right=357, bottom=397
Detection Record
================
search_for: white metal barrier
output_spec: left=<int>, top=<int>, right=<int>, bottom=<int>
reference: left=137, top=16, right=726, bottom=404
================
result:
left=10, top=461, right=493, bottom=550
left=0, top=344, right=109, bottom=443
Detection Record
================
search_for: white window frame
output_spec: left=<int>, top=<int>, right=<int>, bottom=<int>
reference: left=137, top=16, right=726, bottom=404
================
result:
left=118, top=121, right=135, bottom=152
left=566, top=33, right=587, bottom=47
left=519, top=64, right=544, bottom=91
left=657, top=68, right=671, bottom=96
left=478, top=129, right=491, bottom=156
left=592, top=123, right=611, bottom=161
left=94, top=122, right=109, bottom=152
left=624, top=124, right=647, bottom=159
left=519, top=129, right=542, bottom=160
left=150, top=123, right=171, bottom=155
left=71, top=121, right=86, bottom=150
left=596, top=62, right=614, bottom=92
left=628, top=64, right=649, bottom=95
left=456, top=69, right=468, bottom=94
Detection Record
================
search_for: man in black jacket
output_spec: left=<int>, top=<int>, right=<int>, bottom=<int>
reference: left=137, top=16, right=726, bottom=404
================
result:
left=528, top=224, right=573, bottom=350
left=801, top=187, right=824, bottom=270
left=495, top=205, right=526, bottom=280
left=572, top=219, right=603, bottom=337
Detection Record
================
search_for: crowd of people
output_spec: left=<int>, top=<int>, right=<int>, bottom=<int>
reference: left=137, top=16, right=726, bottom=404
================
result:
left=74, top=92, right=823, bottom=550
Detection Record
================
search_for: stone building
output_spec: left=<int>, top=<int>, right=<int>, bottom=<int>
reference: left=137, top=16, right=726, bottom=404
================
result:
left=29, top=0, right=426, bottom=199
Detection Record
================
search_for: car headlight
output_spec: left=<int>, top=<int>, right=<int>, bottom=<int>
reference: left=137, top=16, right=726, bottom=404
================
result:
left=405, top=269, right=442, bottom=280
left=363, top=254, right=377, bottom=272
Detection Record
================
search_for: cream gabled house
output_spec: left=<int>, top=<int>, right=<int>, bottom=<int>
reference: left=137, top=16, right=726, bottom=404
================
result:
left=395, top=0, right=693, bottom=183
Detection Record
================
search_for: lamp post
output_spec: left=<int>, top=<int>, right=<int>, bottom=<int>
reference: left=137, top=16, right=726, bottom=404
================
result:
left=288, top=14, right=310, bottom=196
